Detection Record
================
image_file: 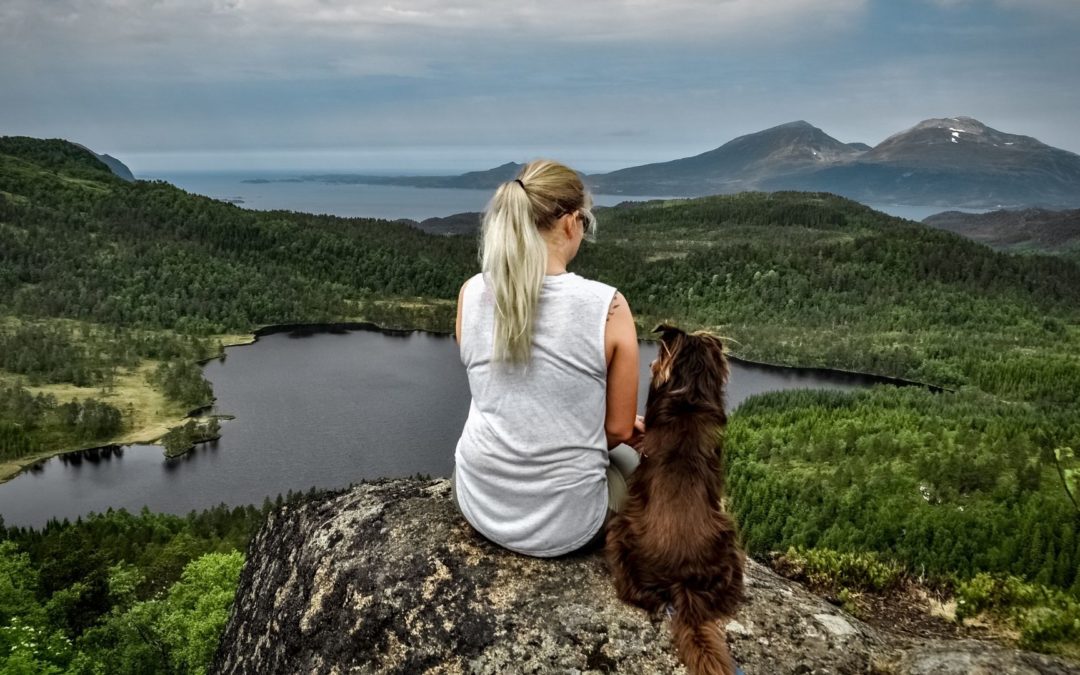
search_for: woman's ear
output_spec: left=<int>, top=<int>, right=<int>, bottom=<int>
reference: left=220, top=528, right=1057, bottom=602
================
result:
left=555, top=211, right=575, bottom=240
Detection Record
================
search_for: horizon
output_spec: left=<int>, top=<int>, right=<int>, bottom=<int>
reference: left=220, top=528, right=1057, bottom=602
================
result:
left=3, top=1, right=1080, bottom=174
left=122, top=114, right=1067, bottom=176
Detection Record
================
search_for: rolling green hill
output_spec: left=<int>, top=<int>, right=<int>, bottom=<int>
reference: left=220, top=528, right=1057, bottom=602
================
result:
left=3, top=137, right=1078, bottom=404
left=923, top=207, right=1080, bottom=257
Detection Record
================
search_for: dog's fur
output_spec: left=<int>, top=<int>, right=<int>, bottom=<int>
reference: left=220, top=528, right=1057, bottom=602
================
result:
left=605, top=324, right=745, bottom=675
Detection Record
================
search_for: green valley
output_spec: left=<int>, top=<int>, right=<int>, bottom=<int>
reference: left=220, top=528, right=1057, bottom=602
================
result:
left=1, top=136, right=1079, bottom=669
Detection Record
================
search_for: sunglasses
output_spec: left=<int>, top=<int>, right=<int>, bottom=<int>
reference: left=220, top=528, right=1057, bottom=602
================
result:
left=576, top=208, right=597, bottom=242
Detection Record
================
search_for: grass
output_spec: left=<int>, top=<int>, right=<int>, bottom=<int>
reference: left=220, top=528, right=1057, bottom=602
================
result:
left=0, top=361, right=187, bottom=484
left=210, top=333, right=257, bottom=350
left=56, top=175, right=112, bottom=193
left=0, top=327, right=259, bottom=484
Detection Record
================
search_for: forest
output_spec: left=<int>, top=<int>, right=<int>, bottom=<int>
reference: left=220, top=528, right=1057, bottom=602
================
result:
left=1, top=136, right=1078, bottom=665
left=0, top=487, right=318, bottom=673
left=726, top=385, right=1079, bottom=651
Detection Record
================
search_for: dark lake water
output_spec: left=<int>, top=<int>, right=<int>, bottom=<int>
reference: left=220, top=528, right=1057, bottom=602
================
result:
left=0, top=329, right=901, bottom=528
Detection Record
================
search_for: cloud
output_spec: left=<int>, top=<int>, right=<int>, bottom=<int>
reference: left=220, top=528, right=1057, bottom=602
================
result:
left=2, top=0, right=1077, bottom=163
left=1, top=0, right=870, bottom=64
left=0, top=0, right=872, bottom=90
left=925, top=0, right=1080, bottom=16
left=0, top=1, right=861, bottom=104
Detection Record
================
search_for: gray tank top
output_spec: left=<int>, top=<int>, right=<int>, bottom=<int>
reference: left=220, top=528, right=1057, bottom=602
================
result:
left=454, top=271, right=617, bottom=557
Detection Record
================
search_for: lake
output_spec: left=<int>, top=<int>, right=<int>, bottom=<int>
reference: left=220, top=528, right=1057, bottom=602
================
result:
left=141, top=170, right=984, bottom=223
left=0, top=328, right=904, bottom=528
left=142, top=170, right=676, bottom=221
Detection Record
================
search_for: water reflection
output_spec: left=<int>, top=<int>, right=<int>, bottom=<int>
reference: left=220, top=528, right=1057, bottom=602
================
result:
left=58, top=445, right=124, bottom=466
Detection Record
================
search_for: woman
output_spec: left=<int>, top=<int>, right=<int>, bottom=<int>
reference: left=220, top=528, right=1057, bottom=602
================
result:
left=452, top=159, right=644, bottom=557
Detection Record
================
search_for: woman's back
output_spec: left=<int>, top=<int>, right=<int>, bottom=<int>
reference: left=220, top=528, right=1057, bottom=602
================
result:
left=454, top=270, right=617, bottom=557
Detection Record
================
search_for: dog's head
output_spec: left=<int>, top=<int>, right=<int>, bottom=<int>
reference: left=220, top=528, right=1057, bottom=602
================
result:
left=645, top=323, right=729, bottom=428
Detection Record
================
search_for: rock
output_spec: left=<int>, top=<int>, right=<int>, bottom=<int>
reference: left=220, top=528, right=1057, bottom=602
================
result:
left=812, top=613, right=858, bottom=638
left=211, top=478, right=1080, bottom=674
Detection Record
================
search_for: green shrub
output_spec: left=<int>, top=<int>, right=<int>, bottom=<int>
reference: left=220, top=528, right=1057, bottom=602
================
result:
left=773, top=546, right=905, bottom=592
left=955, top=573, right=1080, bottom=651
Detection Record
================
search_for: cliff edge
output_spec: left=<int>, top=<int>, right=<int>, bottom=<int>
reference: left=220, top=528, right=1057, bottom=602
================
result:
left=211, top=478, right=1078, bottom=674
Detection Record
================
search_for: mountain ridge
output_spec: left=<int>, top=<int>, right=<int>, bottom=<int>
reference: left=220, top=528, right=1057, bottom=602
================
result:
left=71, top=141, right=136, bottom=181
left=591, top=120, right=862, bottom=195
left=263, top=117, right=1080, bottom=208
left=0, top=136, right=135, bottom=182
left=595, top=116, right=1080, bottom=206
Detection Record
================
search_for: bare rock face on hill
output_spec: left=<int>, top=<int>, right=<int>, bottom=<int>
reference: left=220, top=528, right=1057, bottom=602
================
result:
left=211, top=478, right=1079, bottom=674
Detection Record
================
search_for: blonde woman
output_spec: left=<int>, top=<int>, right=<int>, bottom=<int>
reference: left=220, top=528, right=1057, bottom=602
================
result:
left=452, top=159, right=644, bottom=557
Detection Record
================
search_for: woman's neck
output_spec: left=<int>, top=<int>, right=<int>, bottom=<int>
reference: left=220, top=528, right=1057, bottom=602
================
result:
left=545, top=241, right=571, bottom=275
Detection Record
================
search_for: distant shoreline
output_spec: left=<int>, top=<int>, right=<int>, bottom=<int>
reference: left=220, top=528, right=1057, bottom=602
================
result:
left=233, top=174, right=1021, bottom=211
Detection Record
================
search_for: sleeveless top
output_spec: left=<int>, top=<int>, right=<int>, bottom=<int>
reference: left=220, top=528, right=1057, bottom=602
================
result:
left=454, top=271, right=618, bottom=557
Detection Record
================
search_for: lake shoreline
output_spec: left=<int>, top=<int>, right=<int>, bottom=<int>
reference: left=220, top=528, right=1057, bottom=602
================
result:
left=0, top=318, right=948, bottom=487
left=0, top=333, right=255, bottom=485
left=231, top=319, right=951, bottom=392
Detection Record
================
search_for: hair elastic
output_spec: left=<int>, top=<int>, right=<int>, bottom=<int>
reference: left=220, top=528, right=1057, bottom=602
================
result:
left=514, top=179, right=525, bottom=189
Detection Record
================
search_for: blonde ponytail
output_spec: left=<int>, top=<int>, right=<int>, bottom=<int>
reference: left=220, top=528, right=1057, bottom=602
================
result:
left=479, top=159, right=592, bottom=363
left=481, top=180, right=547, bottom=363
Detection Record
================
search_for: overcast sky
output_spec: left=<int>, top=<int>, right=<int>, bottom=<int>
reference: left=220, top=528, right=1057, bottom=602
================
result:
left=2, top=0, right=1078, bottom=173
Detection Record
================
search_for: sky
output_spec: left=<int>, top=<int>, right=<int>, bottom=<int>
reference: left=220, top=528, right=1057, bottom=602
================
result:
left=2, top=0, right=1079, bottom=174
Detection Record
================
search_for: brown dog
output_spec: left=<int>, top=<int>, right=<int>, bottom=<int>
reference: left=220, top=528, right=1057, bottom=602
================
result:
left=605, top=324, right=745, bottom=675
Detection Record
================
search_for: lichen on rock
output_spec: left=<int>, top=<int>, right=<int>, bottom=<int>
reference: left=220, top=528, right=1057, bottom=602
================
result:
left=211, top=478, right=1079, bottom=674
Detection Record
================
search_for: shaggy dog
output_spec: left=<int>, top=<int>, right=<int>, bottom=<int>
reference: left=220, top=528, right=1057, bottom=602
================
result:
left=605, top=324, right=745, bottom=675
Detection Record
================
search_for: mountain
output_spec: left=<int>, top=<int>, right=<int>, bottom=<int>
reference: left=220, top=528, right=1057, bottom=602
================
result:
left=589, top=116, right=1080, bottom=207
left=791, top=117, right=1080, bottom=207
left=587, top=120, right=863, bottom=195
left=923, top=207, right=1080, bottom=256
left=72, top=142, right=136, bottom=181
left=276, top=117, right=1080, bottom=208
left=862, top=116, right=1058, bottom=168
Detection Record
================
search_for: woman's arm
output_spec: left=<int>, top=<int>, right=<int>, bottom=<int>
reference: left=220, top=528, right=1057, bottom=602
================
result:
left=455, top=279, right=467, bottom=344
left=604, top=291, right=639, bottom=449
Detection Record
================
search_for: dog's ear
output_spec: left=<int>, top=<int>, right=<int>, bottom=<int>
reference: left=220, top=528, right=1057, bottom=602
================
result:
left=652, top=323, right=685, bottom=345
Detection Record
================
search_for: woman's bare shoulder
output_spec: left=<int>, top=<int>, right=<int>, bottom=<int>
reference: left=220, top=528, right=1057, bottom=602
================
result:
left=607, top=291, right=633, bottom=322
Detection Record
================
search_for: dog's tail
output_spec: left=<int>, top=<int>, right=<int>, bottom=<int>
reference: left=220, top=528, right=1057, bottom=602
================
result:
left=669, top=586, right=736, bottom=675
